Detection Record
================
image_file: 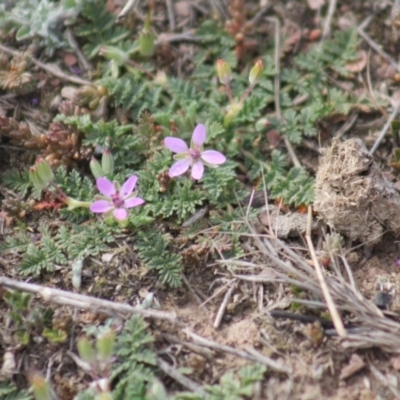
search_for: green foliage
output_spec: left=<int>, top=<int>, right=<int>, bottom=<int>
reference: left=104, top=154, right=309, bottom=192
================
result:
left=204, top=364, right=266, bottom=399
left=56, top=221, right=116, bottom=259
left=111, top=315, right=157, bottom=400
left=170, top=181, right=205, bottom=221
left=74, top=0, right=131, bottom=59
left=137, top=151, right=206, bottom=222
left=1, top=167, right=42, bottom=199
left=1, top=169, right=31, bottom=197
left=1, top=220, right=115, bottom=276
left=135, top=231, right=183, bottom=287
left=235, top=91, right=269, bottom=125
left=54, top=167, right=93, bottom=200
left=0, top=0, right=81, bottom=55
left=270, top=167, right=315, bottom=206
left=74, top=391, right=96, bottom=400
left=101, top=76, right=164, bottom=120
left=0, top=381, right=32, bottom=400
left=252, top=150, right=315, bottom=206
left=19, top=225, right=70, bottom=275
left=296, top=29, right=359, bottom=77
left=0, top=230, right=31, bottom=253
left=174, top=364, right=266, bottom=400
left=202, top=161, right=245, bottom=208
left=263, top=150, right=287, bottom=186
left=270, top=29, right=359, bottom=145
left=55, top=114, right=146, bottom=169
left=53, top=166, right=94, bottom=222
left=3, top=291, right=53, bottom=346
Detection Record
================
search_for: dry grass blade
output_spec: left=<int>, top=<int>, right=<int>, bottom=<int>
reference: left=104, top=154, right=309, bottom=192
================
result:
left=358, top=17, right=400, bottom=73
left=267, top=16, right=301, bottom=168
left=241, top=214, right=400, bottom=352
left=321, top=0, right=337, bottom=40
left=305, top=206, right=346, bottom=337
left=369, top=100, right=400, bottom=155
left=213, top=281, right=237, bottom=328
left=165, top=0, right=176, bottom=31
left=0, top=44, right=94, bottom=87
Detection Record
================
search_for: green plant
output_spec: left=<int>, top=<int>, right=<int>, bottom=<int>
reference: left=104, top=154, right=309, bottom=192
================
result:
left=173, top=364, right=266, bottom=400
left=0, top=0, right=82, bottom=55
left=0, top=220, right=116, bottom=276
left=3, top=291, right=53, bottom=346
left=74, top=0, right=131, bottom=60
left=111, top=316, right=157, bottom=400
left=1, top=169, right=40, bottom=198
left=0, top=381, right=32, bottom=400
left=135, top=231, right=183, bottom=287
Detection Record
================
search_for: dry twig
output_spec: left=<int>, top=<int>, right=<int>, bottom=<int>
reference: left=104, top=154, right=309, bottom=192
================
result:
left=369, top=100, right=400, bottom=155
left=213, top=281, right=237, bottom=328
left=242, top=214, right=400, bottom=351
left=165, top=0, right=176, bottom=31
left=335, top=112, right=358, bottom=139
left=65, top=28, right=92, bottom=72
left=321, top=0, right=337, bottom=40
left=0, top=44, right=94, bottom=87
left=358, top=17, right=400, bottom=73
left=0, top=277, right=177, bottom=322
left=161, top=333, right=214, bottom=358
left=157, top=357, right=206, bottom=394
left=116, top=0, right=139, bottom=21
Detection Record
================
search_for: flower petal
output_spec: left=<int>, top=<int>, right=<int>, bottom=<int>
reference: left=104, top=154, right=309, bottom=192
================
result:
left=124, top=197, right=145, bottom=208
left=120, top=175, right=138, bottom=198
left=164, top=137, right=188, bottom=153
left=191, top=124, right=206, bottom=147
left=114, top=208, right=128, bottom=220
left=169, top=159, right=191, bottom=177
left=90, top=200, right=113, bottom=213
left=191, top=161, right=204, bottom=180
left=96, top=177, right=116, bottom=196
left=201, top=150, right=226, bottom=165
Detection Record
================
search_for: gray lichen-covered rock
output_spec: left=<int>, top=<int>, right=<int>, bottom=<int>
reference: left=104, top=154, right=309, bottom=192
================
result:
left=314, top=138, right=400, bottom=246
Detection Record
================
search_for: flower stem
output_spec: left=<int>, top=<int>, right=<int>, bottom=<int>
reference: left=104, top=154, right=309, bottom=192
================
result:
left=239, top=83, right=255, bottom=103
left=225, top=81, right=233, bottom=104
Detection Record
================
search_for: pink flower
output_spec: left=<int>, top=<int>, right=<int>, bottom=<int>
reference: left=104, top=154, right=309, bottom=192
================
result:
left=164, top=124, right=226, bottom=180
left=90, top=176, right=144, bottom=221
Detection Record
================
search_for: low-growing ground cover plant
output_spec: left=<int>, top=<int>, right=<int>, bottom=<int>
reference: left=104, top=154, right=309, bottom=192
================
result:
left=2, top=0, right=400, bottom=399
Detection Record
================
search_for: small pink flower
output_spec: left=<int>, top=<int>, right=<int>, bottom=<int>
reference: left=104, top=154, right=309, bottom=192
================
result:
left=90, top=176, right=144, bottom=221
left=164, top=124, right=226, bottom=180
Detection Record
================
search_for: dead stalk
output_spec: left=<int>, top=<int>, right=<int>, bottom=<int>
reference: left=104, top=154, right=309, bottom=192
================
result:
left=0, top=277, right=177, bottom=323
left=358, top=18, right=400, bottom=73
left=165, top=0, right=176, bottom=31
left=320, top=0, right=337, bottom=40
left=267, top=16, right=301, bottom=168
left=213, top=282, right=236, bottom=328
left=305, top=206, right=346, bottom=337
left=157, top=357, right=206, bottom=395
left=0, top=44, right=95, bottom=87
left=369, top=100, right=400, bottom=155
